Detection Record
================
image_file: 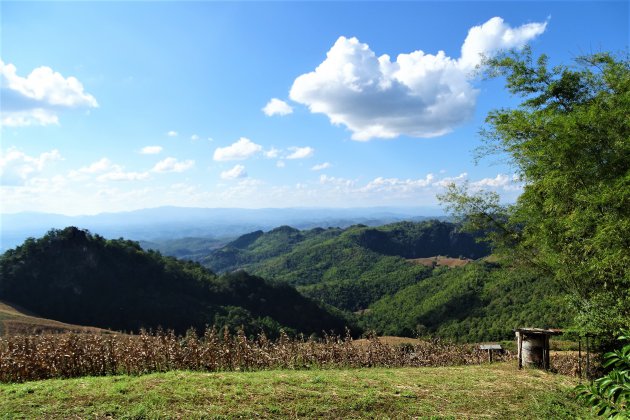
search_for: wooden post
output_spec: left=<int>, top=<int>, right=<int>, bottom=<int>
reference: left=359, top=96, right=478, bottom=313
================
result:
left=586, top=335, right=591, bottom=381
left=578, top=337, right=582, bottom=382
left=518, top=331, right=523, bottom=369
left=544, top=335, right=550, bottom=370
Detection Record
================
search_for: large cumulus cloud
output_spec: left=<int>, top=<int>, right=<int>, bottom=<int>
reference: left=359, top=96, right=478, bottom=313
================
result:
left=289, top=17, right=547, bottom=141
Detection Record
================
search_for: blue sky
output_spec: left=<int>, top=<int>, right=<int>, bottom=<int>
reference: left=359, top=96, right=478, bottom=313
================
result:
left=1, top=1, right=627, bottom=215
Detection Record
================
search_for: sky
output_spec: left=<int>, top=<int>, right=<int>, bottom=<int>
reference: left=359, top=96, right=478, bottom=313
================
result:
left=1, top=1, right=627, bottom=215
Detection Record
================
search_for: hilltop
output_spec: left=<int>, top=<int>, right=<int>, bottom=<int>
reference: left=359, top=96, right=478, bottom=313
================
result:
left=0, top=227, right=351, bottom=336
left=198, top=221, right=488, bottom=313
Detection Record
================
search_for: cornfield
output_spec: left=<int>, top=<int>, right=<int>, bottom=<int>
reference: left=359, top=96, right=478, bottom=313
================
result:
left=1, top=328, right=590, bottom=383
left=0, top=328, right=517, bottom=383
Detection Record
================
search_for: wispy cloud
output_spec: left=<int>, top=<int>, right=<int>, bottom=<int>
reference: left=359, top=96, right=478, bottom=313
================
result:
left=311, top=162, right=331, bottom=171
left=97, top=170, right=149, bottom=182
left=152, top=157, right=195, bottom=173
left=140, top=146, right=163, bottom=155
left=286, top=146, right=314, bottom=159
left=264, top=148, right=280, bottom=159
left=220, top=164, right=248, bottom=180
left=0, top=147, right=62, bottom=185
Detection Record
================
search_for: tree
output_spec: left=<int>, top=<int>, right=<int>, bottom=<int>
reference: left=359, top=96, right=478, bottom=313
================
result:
left=439, top=48, right=630, bottom=339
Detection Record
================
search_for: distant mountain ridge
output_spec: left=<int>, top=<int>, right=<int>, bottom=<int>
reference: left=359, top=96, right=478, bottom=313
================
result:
left=1, top=206, right=444, bottom=251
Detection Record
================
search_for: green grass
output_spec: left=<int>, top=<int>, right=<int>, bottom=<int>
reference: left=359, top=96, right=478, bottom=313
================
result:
left=0, top=363, right=591, bottom=419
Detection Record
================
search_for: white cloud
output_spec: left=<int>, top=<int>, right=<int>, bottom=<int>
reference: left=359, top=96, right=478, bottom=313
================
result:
left=289, top=17, right=546, bottom=140
left=459, top=17, right=548, bottom=70
left=264, top=147, right=280, bottom=159
left=167, top=131, right=178, bottom=137
left=311, top=162, right=331, bottom=171
left=319, top=174, right=355, bottom=188
left=220, top=164, right=248, bottom=180
left=0, top=147, right=62, bottom=185
left=97, top=170, right=149, bottom=182
left=74, top=158, right=113, bottom=174
left=191, top=134, right=200, bottom=141
left=276, top=160, right=286, bottom=168
left=0, top=60, right=98, bottom=127
left=140, top=146, right=163, bottom=155
left=286, top=146, right=314, bottom=159
left=67, top=158, right=151, bottom=182
left=152, top=157, right=195, bottom=173
left=213, top=137, right=263, bottom=161
left=470, top=173, right=522, bottom=191
left=262, top=98, right=293, bottom=116
left=432, top=172, right=468, bottom=187
left=359, top=174, right=435, bottom=193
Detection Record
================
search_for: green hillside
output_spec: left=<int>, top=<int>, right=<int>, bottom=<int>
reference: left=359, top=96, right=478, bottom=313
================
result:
left=200, top=220, right=573, bottom=342
left=0, top=227, right=352, bottom=336
left=361, top=261, right=573, bottom=341
left=201, top=221, right=488, bottom=312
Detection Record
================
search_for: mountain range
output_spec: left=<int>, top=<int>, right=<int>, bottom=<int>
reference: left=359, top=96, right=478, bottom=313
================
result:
left=1, top=206, right=444, bottom=252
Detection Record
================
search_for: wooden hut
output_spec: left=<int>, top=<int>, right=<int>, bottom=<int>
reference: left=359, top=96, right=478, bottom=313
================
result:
left=515, top=328, right=562, bottom=370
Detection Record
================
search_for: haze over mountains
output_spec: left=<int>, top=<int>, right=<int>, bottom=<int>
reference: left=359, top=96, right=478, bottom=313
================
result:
left=0, top=206, right=444, bottom=252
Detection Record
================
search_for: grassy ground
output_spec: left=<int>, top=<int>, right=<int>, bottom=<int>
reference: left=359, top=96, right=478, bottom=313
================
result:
left=0, top=362, right=591, bottom=419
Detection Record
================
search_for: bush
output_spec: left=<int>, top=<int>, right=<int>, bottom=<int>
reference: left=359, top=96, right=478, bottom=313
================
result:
left=576, top=331, right=630, bottom=418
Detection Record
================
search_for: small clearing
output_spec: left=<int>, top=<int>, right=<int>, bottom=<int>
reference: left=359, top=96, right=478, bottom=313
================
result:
left=408, top=255, right=472, bottom=268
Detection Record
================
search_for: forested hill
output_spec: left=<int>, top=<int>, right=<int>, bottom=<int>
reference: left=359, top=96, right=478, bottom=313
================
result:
left=202, top=220, right=488, bottom=275
left=0, top=227, right=352, bottom=336
left=197, top=221, right=488, bottom=313
left=360, top=261, right=574, bottom=341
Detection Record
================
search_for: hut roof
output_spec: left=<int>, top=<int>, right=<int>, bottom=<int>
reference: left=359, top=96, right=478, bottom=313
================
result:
left=514, top=327, right=562, bottom=335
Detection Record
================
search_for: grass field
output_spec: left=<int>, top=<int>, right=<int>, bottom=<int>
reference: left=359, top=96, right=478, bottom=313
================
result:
left=0, top=362, right=592, bottom=419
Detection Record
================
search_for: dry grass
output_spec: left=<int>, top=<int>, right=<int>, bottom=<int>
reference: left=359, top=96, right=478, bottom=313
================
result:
left=408, top=255, right=472, bottom=268
left=352, top=335, right=423, bottom=347
left=0, top=328, right=517, bottom=383
left=0, top=300, right=109, bottom=336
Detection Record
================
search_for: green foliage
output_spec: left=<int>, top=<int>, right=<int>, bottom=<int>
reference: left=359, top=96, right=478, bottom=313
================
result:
left=0, top=227, right=352, bottom=336
left=361, top=261, right=573, bottom=341
left=577, top=331, right=630, bottom=418
left=440, top=49, right=630, bottom=338
left=202, top=221, right=487, bottom=312
left=298, top=256, right=430, bottom=312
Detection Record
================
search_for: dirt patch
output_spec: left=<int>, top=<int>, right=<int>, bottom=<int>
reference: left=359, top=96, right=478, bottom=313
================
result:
left=0, top=300, right=111, bottom=336
left=408, top=256, right=472, bottom=268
